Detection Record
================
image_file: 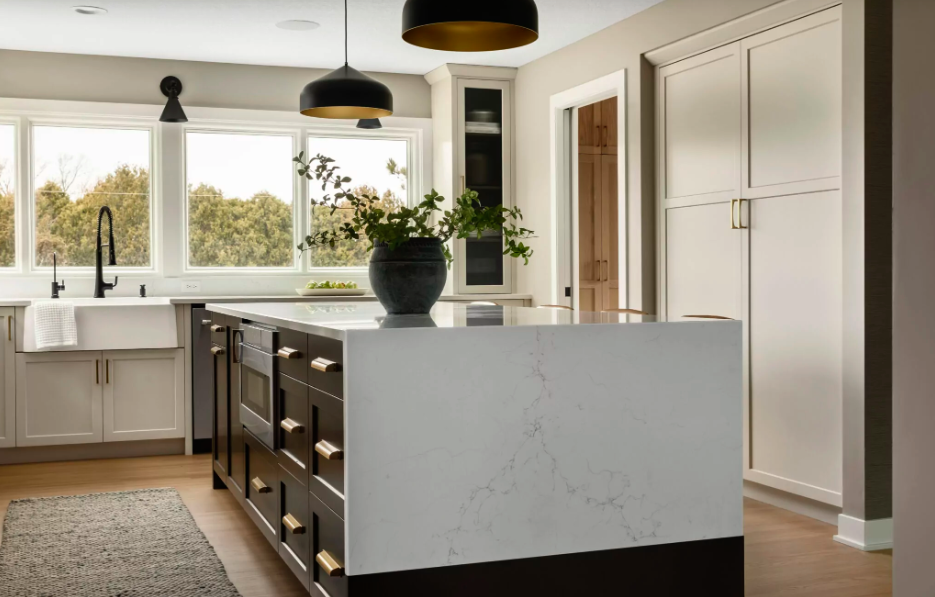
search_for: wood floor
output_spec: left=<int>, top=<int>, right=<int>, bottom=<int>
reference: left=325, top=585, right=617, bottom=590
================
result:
left=0, top=454, right=892, bottom=597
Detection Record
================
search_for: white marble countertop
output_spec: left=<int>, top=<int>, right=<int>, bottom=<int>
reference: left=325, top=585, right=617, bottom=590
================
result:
left=0, top=293, right=532, bottom=307
left=206, top=301, right=656, bottom=340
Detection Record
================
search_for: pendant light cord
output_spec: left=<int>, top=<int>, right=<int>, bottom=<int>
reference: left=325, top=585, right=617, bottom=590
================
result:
left=344, top=0, right=348, bottom=66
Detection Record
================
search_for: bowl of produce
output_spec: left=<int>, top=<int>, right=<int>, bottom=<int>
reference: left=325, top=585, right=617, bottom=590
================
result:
left=295, top=281, right=366, bottom=296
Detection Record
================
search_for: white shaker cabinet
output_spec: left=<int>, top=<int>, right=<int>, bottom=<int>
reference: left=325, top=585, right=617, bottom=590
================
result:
left=103, top=349, right=184, bottom=442
left=0, top=308, right=14, bottom=448
left=16, top=351, right=103, bottom=447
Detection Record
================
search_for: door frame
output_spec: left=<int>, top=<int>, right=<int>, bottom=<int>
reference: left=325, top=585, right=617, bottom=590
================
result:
left=549, top=69, right=626, bottom=308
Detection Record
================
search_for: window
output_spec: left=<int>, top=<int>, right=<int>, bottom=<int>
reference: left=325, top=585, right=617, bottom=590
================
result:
left=306, top=136, right=409, bottom=268
left=33, top=125, right=152, bottom=268
left=0, top=124, right=14, bottom=268
left=186, top=131, right=296, bottom=269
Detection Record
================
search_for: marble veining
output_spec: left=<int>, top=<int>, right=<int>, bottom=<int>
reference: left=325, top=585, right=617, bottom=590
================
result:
left=345, top=321, right=742, bottom=575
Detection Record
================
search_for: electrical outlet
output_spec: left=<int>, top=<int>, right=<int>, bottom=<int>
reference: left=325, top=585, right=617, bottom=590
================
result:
left=181, top=280, right=202, bottom=293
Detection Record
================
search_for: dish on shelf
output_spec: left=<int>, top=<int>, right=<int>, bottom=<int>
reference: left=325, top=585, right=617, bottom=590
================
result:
left=465, top=122, right=501, bottom=135
left=295, top=288, right=367, bottom=297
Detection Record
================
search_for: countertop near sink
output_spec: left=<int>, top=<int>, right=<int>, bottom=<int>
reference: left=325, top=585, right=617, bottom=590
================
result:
left=0, top=293, right=532, bottom=307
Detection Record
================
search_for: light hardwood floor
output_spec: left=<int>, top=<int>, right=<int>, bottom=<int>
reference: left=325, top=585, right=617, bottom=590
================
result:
left=0, top=454, right=892, bottom=597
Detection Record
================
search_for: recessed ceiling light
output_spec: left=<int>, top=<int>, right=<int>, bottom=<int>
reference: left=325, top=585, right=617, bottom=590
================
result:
left=73, top=6, right=107, bottom=15
left=276, top=19, right=320, bottom=31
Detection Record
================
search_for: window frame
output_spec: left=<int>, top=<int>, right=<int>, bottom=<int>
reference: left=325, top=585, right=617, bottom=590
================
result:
left=0, top=116, right=22, bottom=271
left=28, top=116, right=159, bottom=274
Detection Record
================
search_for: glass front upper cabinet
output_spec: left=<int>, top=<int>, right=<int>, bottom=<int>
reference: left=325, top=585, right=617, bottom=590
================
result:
left=457, top=79, right=513, bottom=294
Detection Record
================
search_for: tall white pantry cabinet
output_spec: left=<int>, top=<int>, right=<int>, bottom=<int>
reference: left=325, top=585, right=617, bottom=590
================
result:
left=658, top=7, right=844, bottom=506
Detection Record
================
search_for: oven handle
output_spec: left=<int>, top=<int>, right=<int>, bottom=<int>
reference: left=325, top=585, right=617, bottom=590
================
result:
left=231, top=329, right=243, bottom=364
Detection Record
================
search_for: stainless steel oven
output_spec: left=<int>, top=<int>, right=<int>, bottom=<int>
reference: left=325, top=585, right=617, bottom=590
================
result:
left=239, top=323, right=278, bottom=450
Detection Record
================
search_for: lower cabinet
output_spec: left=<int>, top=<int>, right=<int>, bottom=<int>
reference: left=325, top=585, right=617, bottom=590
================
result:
left=244, top=429, right=280, bottom=550
left=0, top=308, right=15, bottom=448
left=15, top=349, right=184, bottom=447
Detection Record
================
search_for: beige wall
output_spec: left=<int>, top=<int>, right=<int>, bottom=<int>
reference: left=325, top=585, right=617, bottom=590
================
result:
left=0, top=49, right=431, bottom=117
left=893, top=0, right=935, bottom=593
left=513, top=0, right=784, bottom=309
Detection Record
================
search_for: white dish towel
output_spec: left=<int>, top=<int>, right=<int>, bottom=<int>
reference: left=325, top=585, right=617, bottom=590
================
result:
left=33, top=301, right=78, bottom=350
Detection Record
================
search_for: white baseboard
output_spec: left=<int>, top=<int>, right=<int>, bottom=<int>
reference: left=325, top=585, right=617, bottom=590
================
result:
left=833, top=514, right=893, bottom=551
left=744, top=479, right=841, bottom=525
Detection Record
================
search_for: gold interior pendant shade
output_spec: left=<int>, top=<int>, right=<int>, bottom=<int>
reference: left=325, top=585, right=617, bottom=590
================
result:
left=401, top=0, right=539, bottom=52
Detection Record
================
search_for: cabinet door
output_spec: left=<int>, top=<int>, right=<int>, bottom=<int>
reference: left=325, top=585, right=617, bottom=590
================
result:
left=664, top=202, right=742, bottom=321
left=577, top=153, right=603, bottom=312
left=0, top=308, right=14, bottom=448
left=577, top=101, right=602, bottom=155
left=102, top=349, right=184, bottom=442
left=741, top=7, right=841, bottom=199
left=229, top=322, right=245, bottom=496
left=658, top=43, right=741, bottom=209
left=16, top=351, right=103, bottom=446
left=600, top=155, right=619, bottom=310
left=214, top=315, right=229, bottom=476
left=600, top=97, right=618, bottom=155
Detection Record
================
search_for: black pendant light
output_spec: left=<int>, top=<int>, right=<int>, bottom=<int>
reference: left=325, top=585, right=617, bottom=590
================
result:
left=300, top=0, right=393, bottom=119
left=356, top=118, right=383, bottom=129
left=159, top=76, right=188, bottom=123
left=401, top=0, right=539, bottom=52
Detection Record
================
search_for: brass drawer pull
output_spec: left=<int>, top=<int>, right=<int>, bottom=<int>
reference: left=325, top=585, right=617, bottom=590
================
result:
left=278, top=347, right=302, bottom=359
left=250, top=477, right=271, bottom=494
left=316, top=550, right=345, bottom=577
left=311, top=357, right=340, bottom=373
left=314, top=440, right=344, bottom=461
left=281, top=418, right=305, bottom=434
left=210, top=346, right=225, bottom=356
left=210, top=324, right=225, bottom=333
left=282, top=513, right=306, bottom=534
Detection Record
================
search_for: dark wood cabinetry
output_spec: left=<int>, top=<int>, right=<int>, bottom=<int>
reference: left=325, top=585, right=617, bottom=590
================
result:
left=212, top=313, right=229, bottom=486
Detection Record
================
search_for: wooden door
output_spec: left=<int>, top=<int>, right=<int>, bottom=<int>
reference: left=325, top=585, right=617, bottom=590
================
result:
left=658, top=43, right=741, bottom=209
left=15, top=351, right=103, bottom=447
left=0, top=309, right=14, bottom=448
left=577, top=101, right=602, bottom=155
left=600, top=155, right=619, bottom=310
left=578, top=153, right=603, bottom=312
left=102, top=349, right=184, bottom=442
left=600, top=97, right=618, bottom=155
left=665, top=202, right=742, bottom=322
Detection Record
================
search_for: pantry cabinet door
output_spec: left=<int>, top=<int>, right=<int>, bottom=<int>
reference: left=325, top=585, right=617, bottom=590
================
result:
left=103, top=349, right=185, bottom=442
left=16, top=351, right=103, bottom=446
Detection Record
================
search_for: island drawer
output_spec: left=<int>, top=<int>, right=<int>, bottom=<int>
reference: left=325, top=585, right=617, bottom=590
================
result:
left=307, top=334, right=344, bottom=399
left=278, top=374, right=309, bottom=485
left=244, top=430, right=280, bottom=550
left=279, top=466, right=311, bottom=591
left=278, top=327, right=308, bottom=384
left=309, top=386, right=345, bottom=516
left=309, top=490, right=347, bottom=597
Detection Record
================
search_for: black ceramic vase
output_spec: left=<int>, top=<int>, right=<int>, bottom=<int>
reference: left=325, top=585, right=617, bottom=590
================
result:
left=369, top=238, right=447, bottom=315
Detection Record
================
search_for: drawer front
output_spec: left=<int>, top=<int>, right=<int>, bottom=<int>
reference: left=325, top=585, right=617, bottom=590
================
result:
left=278, top=374, right=309, bottom=485
left=307, top=334, right=344, bottom=399
left=211, top=313, right=228, bottom=346
left=310, top=386, right=345, bottom=515
left=278, top=327, right=308, bottom=384
left=310, top=490, right=348, bottom=597
left=245, top=430, right=279, bottom=548
left=279, top=466, right=311, bottom=590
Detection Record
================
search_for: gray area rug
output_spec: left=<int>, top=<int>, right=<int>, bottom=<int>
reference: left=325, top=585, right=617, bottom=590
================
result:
left=0, top=488, right=241, bottom=596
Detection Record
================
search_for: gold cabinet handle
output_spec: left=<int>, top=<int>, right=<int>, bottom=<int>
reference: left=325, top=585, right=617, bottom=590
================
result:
left=106, top=360, right=110, bottom=384
left=738, top=198, right=747, bottom=230
left=316, top=550, right=345, bottom=577
left=315, top=440, right=344, bottom=461
left=210, top=324, right=225, bottom=333
left=280, top=418, right=305, bottom=434
left=602, top=260, right=608, bottom=281
left=311, top=357, right=340, bottom=373
left=250, top=477, right=272, bottom=493
left=211, top=346, right=225, bottom=356
left=282, top=513, right=306, bottom=534
left=730, top=199, right=739, bottom=229
left=7, top=315, right=11, bottom=341
left=95, top=359, right=100, bottom=385
left=278, top=347, right=301, bottom=359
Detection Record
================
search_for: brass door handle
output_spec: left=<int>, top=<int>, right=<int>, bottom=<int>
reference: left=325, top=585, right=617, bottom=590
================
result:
left=106, top=360, right=110, bottom=384
left=250, top=477, right=271, bottom=493
left=315, top=440, right=344, bottom=461
left=595, top=260, right=601, bottom=282
left=211, top=346, right=225, bottom=356
left=730, top=199, right=739, bottom=229
left=602, top=260, right=608, bottom=281
left=282, top=513, right=306, bottom=534
left=281, top=418, right=305, bottom=434
left=738, top=198, right=747, bottom=230
left=95, top=359, right=100, bottom=385
left=210, top=324, right=225, bottom=333
left=278, top=347, right=301, bottom=359
left=311, top=357, right=340, bottom=373
left=7, top=315, right=11, bottom=341
left=316, top=551, right=345, bottom=577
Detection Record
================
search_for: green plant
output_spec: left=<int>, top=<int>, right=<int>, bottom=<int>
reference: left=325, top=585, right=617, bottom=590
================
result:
left=295, top=152, right=534, bottom=266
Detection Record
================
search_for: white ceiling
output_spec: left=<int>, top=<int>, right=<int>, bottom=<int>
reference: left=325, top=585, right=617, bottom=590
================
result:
left=0, top=0, right=664, bottom=75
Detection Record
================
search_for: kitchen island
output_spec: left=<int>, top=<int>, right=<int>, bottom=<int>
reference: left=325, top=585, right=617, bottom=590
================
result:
left=205, top=301, right=743, bottom=596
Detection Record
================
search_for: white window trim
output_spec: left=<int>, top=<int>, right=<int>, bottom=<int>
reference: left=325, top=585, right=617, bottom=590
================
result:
left=0, top=98, right=431, bottom=284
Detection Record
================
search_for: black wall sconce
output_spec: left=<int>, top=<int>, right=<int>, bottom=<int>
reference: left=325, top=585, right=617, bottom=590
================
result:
left=159, top=76, right=188, bottom=123
left=356, top=118, right=383, bottom=130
